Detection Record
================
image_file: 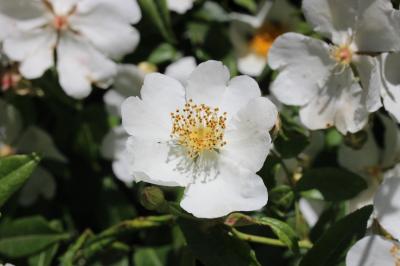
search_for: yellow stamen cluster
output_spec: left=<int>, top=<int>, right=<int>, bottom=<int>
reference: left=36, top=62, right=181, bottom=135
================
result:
left=0, top=145, right=15, bottom=157
left=249, top=24, right=284, bottom=57
left=330, top=44, right=353, bottom=67
left=170, top=99, right=227, bottom=159
left=390, top=244, right=400, bottom=266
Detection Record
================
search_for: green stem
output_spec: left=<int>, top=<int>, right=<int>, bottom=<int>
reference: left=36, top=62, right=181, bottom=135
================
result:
left=66, top=215, right=175, bottom=264
left=231, top=228, right=312, bottom=249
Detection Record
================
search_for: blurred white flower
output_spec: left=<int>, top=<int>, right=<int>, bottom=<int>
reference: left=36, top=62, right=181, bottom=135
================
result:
left=0, top=0, right=141, bottom=99
left=269, top=0, right=400, bottom=134
left=229, top=0, right=295, bottom=76
left=379, top=52, right=400, bottom=123
left=102, top=57, right=197, bottom=183
left=0, top=99, right=65, bottom=205
left=346, top=177, right=400, bottom=266
left=121, top=60, right=277, bottom=218
left=338, top=115, right=400, bottom=211
left=167, top=0, right=194, bottom=14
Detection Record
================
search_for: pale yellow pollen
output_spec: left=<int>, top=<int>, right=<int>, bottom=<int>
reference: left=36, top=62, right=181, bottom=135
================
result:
left=390, top=244, right=400, bottom=266
left=0, top=145, right=16, bottom=157
left=330, top=44, right=353, bottom=66
left=249, top=24, right=284, bottom=57
left=170, top=99, right=227, bottom=159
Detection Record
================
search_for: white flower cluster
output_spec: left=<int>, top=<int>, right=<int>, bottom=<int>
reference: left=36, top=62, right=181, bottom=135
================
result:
left=0, top=0, right=141, bottom=98
left=269, top=0, right=400, bottom=134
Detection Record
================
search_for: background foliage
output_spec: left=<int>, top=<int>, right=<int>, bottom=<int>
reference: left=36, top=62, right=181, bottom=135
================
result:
left=2, top=0, right=400, bottom=265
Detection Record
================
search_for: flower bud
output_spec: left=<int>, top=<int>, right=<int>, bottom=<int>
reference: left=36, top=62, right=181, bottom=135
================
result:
left=140, top=186, right=166, bottom=211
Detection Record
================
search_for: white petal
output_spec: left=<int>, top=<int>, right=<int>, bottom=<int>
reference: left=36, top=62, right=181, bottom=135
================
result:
left=104, top=64, right=144, bottom=117
left=71, top=2, right=140, bottom=59
left=4, top=28, right=56, bottom=79
left=269, top=33, right=333, bottom=106
left=346, top=235, right=398, bottom=266
left=121, top=73, right=186, bottom=140
left=220, top=75, right=262, bottom=120
left=101, top=126, right=128, bottom=160
left=299, top=198, right=325, bottom=227
left=112, top=154, right=134, bottom=183
left=186, top=60, right=230, bottom=108
left=238, top=53, right=267, bottom=77
left=299, top=69, right=368, bottom=134
left=0, top=0, right=45, bottom=20
left=302, top=0, right=357, bottom=44
left=50, top=0, right=80, bottom=14
left=338, top=130, right=380, bottom=174
left=165, top=57, right=197, bottom=84
left=16, top=126, right=66, bottom=162
left=381, top=53, right=400, bottom=122
left=374, top=177, right=400, bottom=239
left=355, top=0, right=400, bottom=52
left=18, top=167, right=56, bottom=206
left=180, top=157, right=268, bottom=218
left=125, top=137, right=191, bottom=187
left=167, top=0, right=194, bottom=14
left=77, top=0, right=141, bottom=24
left=57, top=33, right=117, bottom=99
left=354, top=56, right=383, bottom=112
left=0, top=14, right=15, bottom=41
left=221, top=97, right=277, bottom=172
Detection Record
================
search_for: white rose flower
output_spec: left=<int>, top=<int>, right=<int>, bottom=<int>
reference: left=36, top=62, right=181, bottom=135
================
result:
left=167, top=0, right=194, bottom=14
left=346, top=177, right=400, bottom=266
left=269, top=0, right=400, bottom=134
left=0, top=0, right=141, bottom=99
left=338, top=115, right=400, bottom=211
left=229, top=0, right=295, bottom=76
left=121, top=60, right=277, bottom=218
left=102, top=57, right=197, bottom=183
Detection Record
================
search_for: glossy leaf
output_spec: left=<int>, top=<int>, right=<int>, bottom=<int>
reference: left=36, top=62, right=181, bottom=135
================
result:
left=296, top=168, right=367, bottom=201
left=0, top=154, right=40, bottom=208
left=300, top=206, right=373, bottom=266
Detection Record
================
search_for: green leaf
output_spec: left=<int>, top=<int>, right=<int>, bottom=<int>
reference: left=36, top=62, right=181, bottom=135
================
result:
left=255, top=217, right=299, bottom=253
left=193, top=2, right=229, bottom=22
left=296, top=167, right=367, bottom=201
left=275, top=128, right=310, bottom=158
left=178, top=219, right=261, bottom=266
left=138, top=0, right=175, bottom=43
left=147, top=43, right=180, bottom=65
left=0, top=154, right=40, bottom=208
left=225, top=213, right=299, bottom=253
left=133, top=246, right=171, bottom=266
left=233, top=0, right=257, bottom=13
left=28, top=243, right=59, bottom=266
left=0, top=216, right=70, bottom=258
left=300, top=205, right=373, bottom=266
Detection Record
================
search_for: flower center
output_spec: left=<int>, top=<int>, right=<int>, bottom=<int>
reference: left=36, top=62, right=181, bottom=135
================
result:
left=170, top=99, right=227, bottom=159
left=249, top=24, right=283, bottom=57
left=53, top=15, right=69, bottom=31
left=331, top=44, right=353, bottom=66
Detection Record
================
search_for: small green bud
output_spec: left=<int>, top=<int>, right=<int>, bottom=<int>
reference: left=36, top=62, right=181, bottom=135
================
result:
left=140, top=186, right=166, bottom=211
